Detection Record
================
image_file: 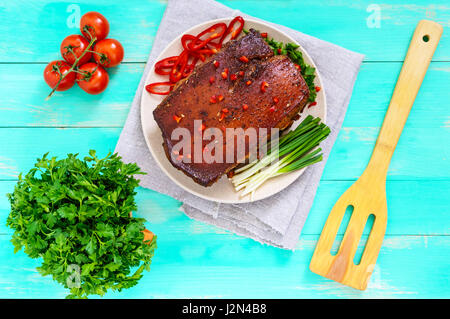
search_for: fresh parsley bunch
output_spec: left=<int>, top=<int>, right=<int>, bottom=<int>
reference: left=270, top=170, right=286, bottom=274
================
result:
left=6, top=150, right=156, bottom=298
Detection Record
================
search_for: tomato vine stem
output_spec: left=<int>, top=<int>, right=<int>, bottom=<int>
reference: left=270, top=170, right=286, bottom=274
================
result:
left=45, top=31, right=97, bottom=100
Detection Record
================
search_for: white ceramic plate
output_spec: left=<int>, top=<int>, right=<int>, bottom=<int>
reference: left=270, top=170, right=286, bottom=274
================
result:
left=141, top=18, right=327, bottom=203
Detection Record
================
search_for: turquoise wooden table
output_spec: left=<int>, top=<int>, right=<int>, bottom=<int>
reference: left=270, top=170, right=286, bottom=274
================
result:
left=0, top=0, right=449, bottom=298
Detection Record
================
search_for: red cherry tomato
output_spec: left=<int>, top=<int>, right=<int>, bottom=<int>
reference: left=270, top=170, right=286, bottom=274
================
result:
left=60, top=34, right=92, bottom=65
left=76, top=62, right=109, bottom=94
left=43, top=60, right=76, bottom=91
left=93, top=39, right=124, bottom=67
left=80, top=11, right=109, bottom=41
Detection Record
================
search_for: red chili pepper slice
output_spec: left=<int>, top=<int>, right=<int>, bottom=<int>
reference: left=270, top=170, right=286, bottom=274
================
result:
left=219, top=112, right=226, bottom=121
left=189, top=50, right=206, bottom=62
left=155, top=56, right=178, bottom=68
left=197, top=23, right=227, bottom=40
left=181, top=34, right=198, bottom=52
left=182, top=55, right=199, bottom=77
left=221, top=68, right=229, bottom=79
left=261, top=81, right=269, bottom=92
left=239, top=55, right=249, bottom=63
left=228, top=16, right=244, bottom=39
left=219, top=16, right=244, bottom=46
left=189, top=23, right=227, bottom=51
left=146, top=82, right=175, bottom=95
left=154, top=56, right=178, bottom=75
left=180, top=24, right=226, bottom=53
left=181, top=36, right=214, bottom=55
left=148, top=17, right=246, bottom=96
left=173, top=115, right=182, bottom=123
left=169, top=50, right=189, bottom=83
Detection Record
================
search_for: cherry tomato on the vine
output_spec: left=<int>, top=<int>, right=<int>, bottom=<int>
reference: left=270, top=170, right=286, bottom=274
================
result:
left=43, top=60, right=76, bottom=91
left=76, top=62, right=109, bottom=94
left=60, top=34, right=92, bottom=65
left=80, top=12, right=109, bottom=41
left=93, top=39, right=124, bottom=68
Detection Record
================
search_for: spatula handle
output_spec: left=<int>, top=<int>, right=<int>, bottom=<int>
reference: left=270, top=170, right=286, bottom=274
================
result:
left=366, top=20, right=442, bottom=179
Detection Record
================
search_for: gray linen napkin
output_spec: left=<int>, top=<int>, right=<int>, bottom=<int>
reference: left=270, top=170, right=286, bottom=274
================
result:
left=115, top=0, right=364, bottom=249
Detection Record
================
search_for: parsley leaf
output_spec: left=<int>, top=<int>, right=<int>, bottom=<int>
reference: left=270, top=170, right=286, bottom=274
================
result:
left=264, top=37, right=317, bottom=102
left=6, top=150, right=156, bottom=299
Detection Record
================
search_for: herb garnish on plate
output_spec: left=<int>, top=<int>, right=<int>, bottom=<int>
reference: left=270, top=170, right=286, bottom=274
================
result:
left=244, top=29, right=317, bottom=102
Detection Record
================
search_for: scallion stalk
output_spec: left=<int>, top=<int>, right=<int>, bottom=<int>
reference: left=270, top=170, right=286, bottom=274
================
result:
left=231, top=115, right=330, bottom=197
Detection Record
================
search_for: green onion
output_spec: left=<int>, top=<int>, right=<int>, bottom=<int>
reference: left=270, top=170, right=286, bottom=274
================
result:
left=231, top=116, right=330, bottom=197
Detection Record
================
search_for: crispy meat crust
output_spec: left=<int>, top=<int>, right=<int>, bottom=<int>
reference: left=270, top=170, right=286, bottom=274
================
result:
left=153, top=30, right=309, bottom=186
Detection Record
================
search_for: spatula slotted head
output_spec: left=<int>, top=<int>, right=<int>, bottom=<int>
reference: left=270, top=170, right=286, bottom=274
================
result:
left=310, top=177, right=387, bottom=290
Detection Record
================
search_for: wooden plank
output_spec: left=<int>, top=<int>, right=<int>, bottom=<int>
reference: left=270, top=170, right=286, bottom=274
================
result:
left=1, top=180, right=449, bottom=236
left=305, top=180, right=450, bottom=235
left=0, top=62, right=448, bottom=128
left=343, top=62, right=450, bottom=128
left=0, top=0, right=448, bottom=299
left=323, top=123, right=449, bottom=180
left=0, top=128, right=119, bottom=179
left=0, top=64, right=144, bottom=128
left=0, top=1, right=449, bottom=63
left=0, top=233, right=448, bottom=298
left=0, top=0, right=166, bottom=63
left=0, top=125, right=447, bottom=180
left=222, top=0, right=450, bottom=62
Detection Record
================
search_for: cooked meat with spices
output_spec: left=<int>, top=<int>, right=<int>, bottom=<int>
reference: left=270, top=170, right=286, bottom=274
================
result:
left=153, top=29, right=310, bottom=187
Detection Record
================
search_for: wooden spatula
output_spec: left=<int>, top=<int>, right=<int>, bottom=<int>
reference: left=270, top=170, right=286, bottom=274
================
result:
left=310, top=20, right=442, bottom=290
